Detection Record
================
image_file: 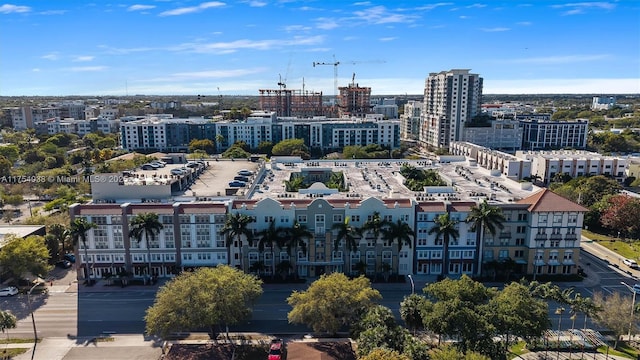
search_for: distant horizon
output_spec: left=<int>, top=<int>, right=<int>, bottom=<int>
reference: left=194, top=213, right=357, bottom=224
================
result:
left=1, top=1, right=639, bottom=96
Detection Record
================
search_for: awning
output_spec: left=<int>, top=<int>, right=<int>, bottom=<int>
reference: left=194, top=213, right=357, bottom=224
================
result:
left=515, top=259, right=528, bottom=265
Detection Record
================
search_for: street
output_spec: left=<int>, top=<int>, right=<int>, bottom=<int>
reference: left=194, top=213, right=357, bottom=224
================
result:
left=1, top=240, right=638, bottom=339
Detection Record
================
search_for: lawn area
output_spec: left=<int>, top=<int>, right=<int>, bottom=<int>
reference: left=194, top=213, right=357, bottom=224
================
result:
left=0, top=338, right=39, bottom=344
left=583, top=230, right=640, bottom=261
left=0, top=347, right=29, bottom=359
left=508, top=341, right=529, bottom=359
left=597, top=342, right=640, bottom=359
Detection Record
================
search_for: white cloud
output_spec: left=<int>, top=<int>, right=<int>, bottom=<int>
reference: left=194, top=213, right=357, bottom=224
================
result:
left=551, top=2, right=616, bottom=15
left=41, top=53, right=59, bottom=61
left=247, top=1, right=267, bottom=7
left=379, top=37, right=396, bottom=42
left=516, top=21, right=532, bottom=26
left=352, top=5, right=419, bottom=25
left=159, top=1, right=225, bottom=16
left=315, top=17, right=340, bottom=30
left=39, top=10, right=67, bottom=15
left=73, top=56, right=94, bottom=62
left=284, top=24, right=312, bottom=32
left=466, top=3, right=486, bottom=8
left=69, top=66, right=107, bottom=72
left=167, top=68, right=266, bottom=80
left=416, top=3, right=453, bottom=11
left=32, top=68, right=40, bottom=72
left=127, top=4, right=156, bottom=12
left=481, top=27, right=510, bottom=32
left=171, top=35, right=324, bottom=54
left=0, top=4, right=31, bottom=14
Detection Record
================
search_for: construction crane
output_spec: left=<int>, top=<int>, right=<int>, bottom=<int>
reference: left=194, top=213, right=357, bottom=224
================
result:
left=313, top=57, right=385, bottom=106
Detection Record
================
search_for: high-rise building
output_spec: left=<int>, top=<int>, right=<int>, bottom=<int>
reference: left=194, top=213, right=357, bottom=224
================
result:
left=420, top=69, right=483, bottom=149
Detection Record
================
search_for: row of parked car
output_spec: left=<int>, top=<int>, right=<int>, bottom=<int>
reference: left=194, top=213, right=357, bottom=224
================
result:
left=228, top=169, right=254, bottom=187
left=141, top=160, right=167, bottom=170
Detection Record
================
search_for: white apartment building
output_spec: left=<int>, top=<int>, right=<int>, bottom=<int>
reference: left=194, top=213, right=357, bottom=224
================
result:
left=462, top=119, right=523, bottom=152
left=450, top=141, right=532, bottom=181
left=421, top=69, right=483, bottom=149
left=515, top=150, right=628, bottom=184
left=400, top=100, right=422, bottom=140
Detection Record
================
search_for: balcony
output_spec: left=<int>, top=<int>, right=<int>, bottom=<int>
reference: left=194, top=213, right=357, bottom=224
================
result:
left=564, top=234, right=578, bottom=241
left=535, top=233, right=548, bottom=241
left=550, top=233, right=563, bottom=240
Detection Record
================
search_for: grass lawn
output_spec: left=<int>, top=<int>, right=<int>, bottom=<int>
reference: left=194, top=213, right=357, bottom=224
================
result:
left=597, top=342, right=639, bottom=359
left=0, top=347, right=29, bottom=359
left=508, top=341, right=529, bottom=359
left=583, top=230, right=640, bottom=261
left=0, top=338, right=39, bottom=344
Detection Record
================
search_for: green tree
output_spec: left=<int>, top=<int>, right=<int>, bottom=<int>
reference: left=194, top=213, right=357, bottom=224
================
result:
left=287, top=273, right=381, bottom=334
left=219, top=213, right=254, bottom=271
left=0, top=310, right=17, bottom=343
left=428, top=213, right=459, bottom=276
left=257, top=220, right=285, bottom=277
left=466, top=200, right=505, bottom=277
left=188, top=139, right=215, bottom=154
left=488, top=282, right=549, bottom=354
left=0, top=235, right=51, bottom=280
left=332, top=217, right=361, bottom=275
left=129, top=213, right=164, bottom=278
left=0, top=145, right=20, bottom=162
left=0, top=156, right=12, bottom=177
left=281, top=220, right=312, bottom=277
left=362, top=212, right=390, bottom=241
left=272, top=138, right=309, bottom=157
left=48, top=223, right=70, bottom=258
left=400, top=293, right=426, bottom=334
left=354, top=305, right=410, bottom=357
left=359, top=348, right=411, bottom=360
left=145, top=266, right=262, bottom=341
left=70, top=217, right=97, bottom=280
left=256, top=141, right=273, bottom=156
left=428, top=345, right=490, bottom=360
left=381, top=219, right=415, bottom=255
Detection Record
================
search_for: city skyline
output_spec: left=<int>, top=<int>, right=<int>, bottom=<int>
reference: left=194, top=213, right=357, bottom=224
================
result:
left=1, top=0, right=639, bottom=96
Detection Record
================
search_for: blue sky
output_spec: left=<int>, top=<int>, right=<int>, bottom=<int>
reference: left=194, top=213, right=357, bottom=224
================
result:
left=1, top=1, right=639, bottom=96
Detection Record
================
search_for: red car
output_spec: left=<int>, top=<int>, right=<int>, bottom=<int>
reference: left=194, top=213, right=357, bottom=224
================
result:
left=268, top=339, right=285, bottom=360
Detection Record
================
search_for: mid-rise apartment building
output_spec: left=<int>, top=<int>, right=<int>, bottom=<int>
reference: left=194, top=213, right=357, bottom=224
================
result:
left=400, top=100, right=422, bottom=141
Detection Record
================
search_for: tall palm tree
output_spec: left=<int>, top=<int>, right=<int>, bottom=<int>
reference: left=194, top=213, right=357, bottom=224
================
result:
left=219, top=213, right=255, bottom=272
left=362, top=211, right=390, bottom=241
left=48, top=223, right=70, bottom=258
left=129, top=213, right=164, bottom=280
left=70, top=217, right=97, bottom=282
left=381, top=219, right=415, bottom=273
left=428, top=213, right=459, bottom=276
left=332, top=217, right=361, bottom=275
left=257, top=220, right=285, bottom=278
left=466, top=200, right=506, bottom=277
left=283, top=221, right=312, bottom=277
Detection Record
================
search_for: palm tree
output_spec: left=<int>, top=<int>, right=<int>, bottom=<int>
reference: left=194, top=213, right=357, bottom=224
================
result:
left=129, top=213, right=164, bottom=281
left=466, top=200, right=506, bottom=277
left=257, top=220, right=285, bottom=278
left=381, top=219, right=415, bottom=274
left=332, top=217, right=361, bottom=276
left=282, top=221, right=312, bottom=278
left=428, top=213, right=459, bottom=276
left=48, top=223, right=70, bottom=258
left=70, top=217, right=97, bottom=282
left=362, top=211, right=390, bottom=241
left=219, top=213, right=255, bottom=272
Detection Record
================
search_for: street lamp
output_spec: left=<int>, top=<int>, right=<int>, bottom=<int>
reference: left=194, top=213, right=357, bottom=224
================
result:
left=407, top=274, right=415, bottom=294
left=27, top=280, right=43, bottom=342
left=621, top=282, right=638, bottom=342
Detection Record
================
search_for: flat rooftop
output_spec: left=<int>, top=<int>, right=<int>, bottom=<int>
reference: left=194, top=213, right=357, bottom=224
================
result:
left=247, top=159, right=541, bottom=204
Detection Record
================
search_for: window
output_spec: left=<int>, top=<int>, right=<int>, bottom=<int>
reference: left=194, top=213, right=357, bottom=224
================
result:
left=164, top=226, right=175, bottom=249
left=351, top=215, right=360, bottom=222
left=514, top=250, right=524, bottom=258
left=538, top=214, right=548, bottom=224
left=417, top=250, right=428, bottom=259
left=94, top=226, right=109, bottom=249
left=517, top=213, right=528, bottom=221
left=297, top=215, right=307, bottom=223
left=553, top=214, right=563, bottom=224
left=499, top=250, right=509, bottom=259
left=196, top=224, right=211, bottom=248
left=333, top=214, right=343, bottom=223
left=515, top=238, right=525, bottom=246
left=180, top=224, right=192, bottom=248
left=568, top=213, right=578, bottom=224
left=113, top=225, right=124, bottom=249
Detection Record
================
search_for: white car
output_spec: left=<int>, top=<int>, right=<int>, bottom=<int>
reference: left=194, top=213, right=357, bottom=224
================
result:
left=0, top=286, right=18, bottom=297
left=623, top=258, right=639, bottom=269
left=171, top=168, right=185, bottom=175
left=238, top=169, right=254, bottom=176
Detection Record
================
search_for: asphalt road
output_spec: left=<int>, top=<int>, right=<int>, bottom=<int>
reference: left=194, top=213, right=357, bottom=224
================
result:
left=3, top=243, right=638, bottom=339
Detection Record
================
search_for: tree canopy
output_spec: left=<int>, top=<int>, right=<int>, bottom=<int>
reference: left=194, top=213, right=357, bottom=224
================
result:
left=145, top=265, right=263, bottom=338
left=0, top=234, right=51, bottom=280
left=271, top=138, right=309, bottom=158
left=287, top=273, right=381, bottom=334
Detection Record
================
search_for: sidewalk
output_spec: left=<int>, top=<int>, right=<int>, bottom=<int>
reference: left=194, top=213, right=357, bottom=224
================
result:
left=581, top=236, right=640, bottom=280
left=10, top=335, right=162, bottom=360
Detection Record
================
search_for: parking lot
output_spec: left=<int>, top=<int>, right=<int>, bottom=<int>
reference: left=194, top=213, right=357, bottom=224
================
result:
left=187, top=159, right=261, bottom=198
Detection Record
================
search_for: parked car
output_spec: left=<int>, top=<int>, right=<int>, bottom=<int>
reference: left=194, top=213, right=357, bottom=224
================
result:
left=56, top=260, right=72, bottom=269
left=623, top=258, right=639, bottom=269
left=64, top=253, right=76, bottom=263
left=633, top=284, right=640, bottom=294
left=228, top=180, right=246, bottom=188
left=0, top=287, right=18, bottom=297
left=141, top=163, right=160, bottom=170
left=234, top=175, right=249, bottom=182
left=268, top=339, right=285, bottom=360
left=238, top=169, right=254, bottom=176
left=171, top=168, right=185, bottom=175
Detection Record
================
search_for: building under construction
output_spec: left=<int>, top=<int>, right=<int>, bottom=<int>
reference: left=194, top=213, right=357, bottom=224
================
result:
left=338, top=76, right=372, bottom=118
left=258, top=89, right=324, bottom=118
